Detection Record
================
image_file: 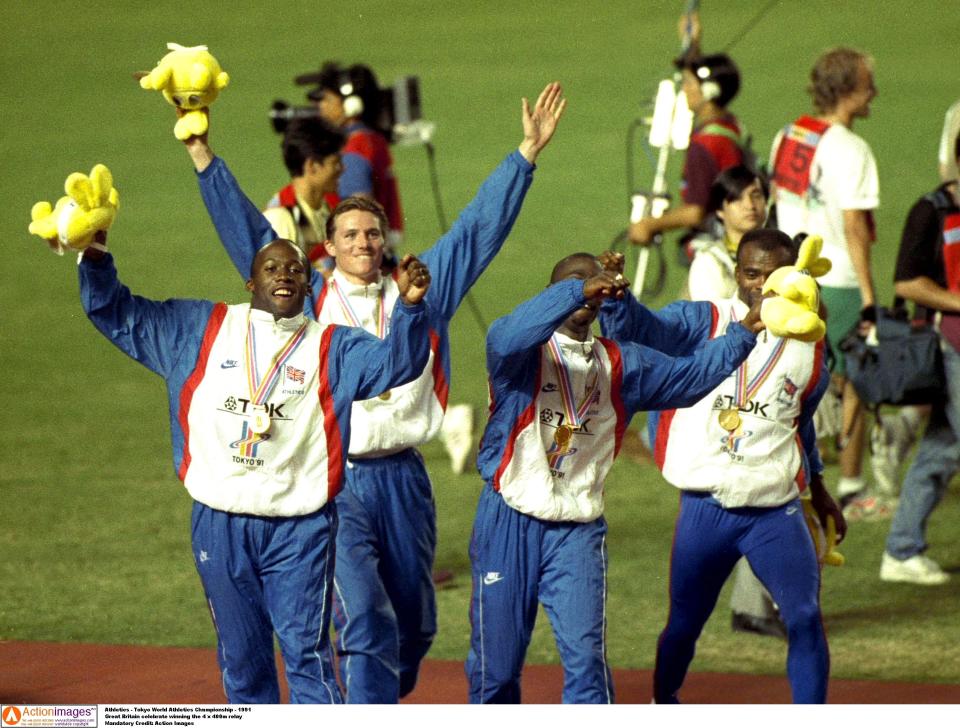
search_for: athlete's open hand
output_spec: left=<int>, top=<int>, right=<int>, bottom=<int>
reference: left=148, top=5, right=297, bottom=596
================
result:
left=518, top=82, right=567, bottom=164
left=397, top=254, right=431, bottom=306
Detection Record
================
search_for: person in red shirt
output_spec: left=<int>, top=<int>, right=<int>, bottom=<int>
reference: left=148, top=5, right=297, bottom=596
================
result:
left=629, top=11, right=750, bottom=260
left=299, top=62, right=405, bottom=255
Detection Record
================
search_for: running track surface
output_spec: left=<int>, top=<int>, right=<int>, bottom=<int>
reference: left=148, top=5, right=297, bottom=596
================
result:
left=2, top=642, right=958, bottom=704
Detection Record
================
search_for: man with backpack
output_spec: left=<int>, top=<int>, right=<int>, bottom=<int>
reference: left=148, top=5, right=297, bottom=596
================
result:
left=878, top=130, right=960, bottom=586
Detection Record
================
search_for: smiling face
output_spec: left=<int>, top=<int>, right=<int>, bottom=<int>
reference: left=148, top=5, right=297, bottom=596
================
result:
left=246, top=240, right=311, bottom=319
left=324, top=208, right=385, bottom=285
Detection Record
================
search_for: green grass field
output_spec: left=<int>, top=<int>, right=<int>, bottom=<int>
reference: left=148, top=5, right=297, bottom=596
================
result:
left=2, top=0, right=958, bottom=688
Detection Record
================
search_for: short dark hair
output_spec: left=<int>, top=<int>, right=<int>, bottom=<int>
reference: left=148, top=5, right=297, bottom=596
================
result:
left=327, top=196, right=389, bottom=240
left=808, top=47, right=873, bottom=114
left=281, top=117, right=345, bottom=177
left=676, top=53, right=741, bottom=108
left=708, top=165, right=768, bottom=214
left=550, top=252, right=599, bottom=283
left=736, top=228, right=797, bottom=265
left=251, top=238, right=309, bottom=276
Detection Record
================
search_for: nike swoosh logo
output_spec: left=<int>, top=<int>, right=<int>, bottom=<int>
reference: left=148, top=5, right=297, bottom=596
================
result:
left=221, top=361, right=238, bottom=369
left=483, top=574, right=504, bottom=585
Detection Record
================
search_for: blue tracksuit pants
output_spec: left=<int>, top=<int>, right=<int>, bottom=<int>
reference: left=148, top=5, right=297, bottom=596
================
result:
left=654, top=491, right=828, bottom=704
left=466, top=485, right=614, bottom=704
left=332, top=448, right=437, bottom=703
left=191, top=501, right=342, bottom=704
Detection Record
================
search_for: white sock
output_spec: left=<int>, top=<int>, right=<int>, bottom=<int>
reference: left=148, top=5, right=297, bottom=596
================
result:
left=838, top=476, right=865, bottom=499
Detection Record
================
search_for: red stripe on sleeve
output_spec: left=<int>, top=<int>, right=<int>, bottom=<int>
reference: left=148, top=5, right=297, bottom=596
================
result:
left=318, top=325, right=344, bottom=501
left=492, top=353, right=543, bottom=492
left=653, top=408, right=677, bottom=470
left=429, top=329, right=449, bottom=411
left=800, top=339, right=825, bottom=402
left=313, top=278, right=330, bottom=320
left=177, top=303, right=228, bottom=482
left=598, top=337, right=628, bottom=456
left=708, top=302, right=719, bottom=339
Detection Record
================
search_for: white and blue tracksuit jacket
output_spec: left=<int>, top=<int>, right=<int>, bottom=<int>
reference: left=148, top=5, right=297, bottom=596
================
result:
left=466, top=278, right=757, bottom=704
left=78, top=253, right=431, bottom=513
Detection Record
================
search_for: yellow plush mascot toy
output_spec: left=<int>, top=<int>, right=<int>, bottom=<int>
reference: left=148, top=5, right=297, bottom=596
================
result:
left=759, top=234, right=831, bottom=343
left=28, top=164, right=119, bottom=255
left=138, top=43, right=229, bottom=140
left=760, top=234, right=843, bottom=565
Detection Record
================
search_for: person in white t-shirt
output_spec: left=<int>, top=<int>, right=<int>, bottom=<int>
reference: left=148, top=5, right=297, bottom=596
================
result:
left=769, top=47, right=886, bottom=520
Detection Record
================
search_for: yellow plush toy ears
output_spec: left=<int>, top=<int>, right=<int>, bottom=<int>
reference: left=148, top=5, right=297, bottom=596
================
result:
left=28, top=164, right=119, bottom=255
left=795, top=234, right=832, bottom=278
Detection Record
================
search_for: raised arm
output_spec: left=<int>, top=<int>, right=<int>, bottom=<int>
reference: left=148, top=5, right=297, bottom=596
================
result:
left=487, top=271, right=628, bottom=379
left=597, top=251, right=715, bottom=354
left=419, top=82, right=566, bottom=320
left=618, top=318, right=757, bottom=414
left=79, top=238, right=214, bottom=378
left=181, top=110, right=322, bottom=294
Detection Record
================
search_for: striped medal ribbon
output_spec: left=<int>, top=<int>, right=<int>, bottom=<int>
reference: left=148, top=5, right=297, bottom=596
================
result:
left=329, top=280, right=393, bottom=400
left=545, top=335, right=601, bottom=451
left=330, top=280, right=387, bottom=338
left=720, top=307, right=786, bottom=432
left=244, top=315, right=309, bottom=434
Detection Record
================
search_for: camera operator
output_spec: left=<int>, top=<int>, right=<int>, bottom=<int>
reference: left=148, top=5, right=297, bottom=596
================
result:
left=299, top=62, right=405, bottom=252
left=263, top=117, right=345, bottom=275
left=628, top=10, right=750, bottom=261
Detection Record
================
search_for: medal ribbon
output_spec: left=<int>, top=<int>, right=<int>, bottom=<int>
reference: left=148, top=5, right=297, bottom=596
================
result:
left=730, top=306, right=786, bottom=408
left=330, top=280, right=387, bottom=339
left=546, top=335, right=601, bottom=430
left=244, top=315, right=309, bottom=408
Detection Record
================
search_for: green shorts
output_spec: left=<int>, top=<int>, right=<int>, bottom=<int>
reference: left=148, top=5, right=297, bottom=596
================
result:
left=821, top=285, right=863, bottom=377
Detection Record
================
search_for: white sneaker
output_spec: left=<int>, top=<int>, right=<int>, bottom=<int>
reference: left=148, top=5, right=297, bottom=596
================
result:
left=440, top=403, right=474, bottom=475
left=870, top=412, right=918, bottom=497
left=880, top=552, right=949, bottom=585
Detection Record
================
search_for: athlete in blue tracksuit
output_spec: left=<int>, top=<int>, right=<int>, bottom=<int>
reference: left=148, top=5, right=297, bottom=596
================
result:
left=176, top=83, right=567, bottom=702
left=468, top=254, right=763, bottom=703
left=76, top=236, right=432, bottom=703
left=598, top=231, right=846, bottom=703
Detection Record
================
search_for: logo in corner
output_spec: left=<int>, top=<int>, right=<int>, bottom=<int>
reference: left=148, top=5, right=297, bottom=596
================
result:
left=483, top=572, right=504, bottom=585
left=2, top=706, right=22, bottom=726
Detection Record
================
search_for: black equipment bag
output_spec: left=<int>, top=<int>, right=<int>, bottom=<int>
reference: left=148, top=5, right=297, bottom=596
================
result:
left=839, top=302, right=945, bottom=406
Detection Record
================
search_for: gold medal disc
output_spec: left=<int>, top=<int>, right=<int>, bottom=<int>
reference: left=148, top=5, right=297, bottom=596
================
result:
left=378, top=390, right=392, bottom=401
left=250, top=409, right=271, bottom=435
left=554, top=424, right=574, bottom=447
left=718, top=408, right=741, bottom=432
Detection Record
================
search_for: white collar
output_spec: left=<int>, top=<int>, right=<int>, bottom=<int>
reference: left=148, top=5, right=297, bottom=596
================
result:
left=248, top=306, right=307, bottom=331
left=552, top=330, right=597, bottom=358
left=330, top=268, right=383, bottom=296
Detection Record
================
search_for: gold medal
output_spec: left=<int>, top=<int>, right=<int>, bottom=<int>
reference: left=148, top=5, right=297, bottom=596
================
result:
left=718, top=408, right=741, bottom=432
left=250, top=405, right=271, bottom=434
left=378, top=390, right=392, bottom=401
left=554, top=424, right=574, bottom=447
